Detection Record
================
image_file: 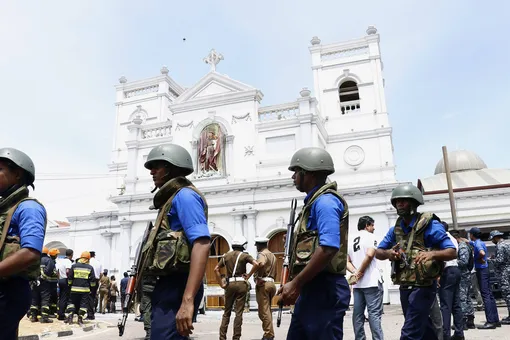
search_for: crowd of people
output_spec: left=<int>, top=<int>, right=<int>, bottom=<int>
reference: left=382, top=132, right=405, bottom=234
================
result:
left=1, top=145, right=510, bottom=340
left=28, top=247, right=121, bottom=325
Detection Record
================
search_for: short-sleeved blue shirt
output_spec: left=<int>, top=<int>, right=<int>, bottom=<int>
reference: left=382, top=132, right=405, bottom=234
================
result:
left=304, top=186, right=344, bottom=250
left=7, top=200, right=46, bottom=253
left=167, top=187, right=210, bottom=245
left=471, top=239, right=488, bottom=269
left=378, top=215, right=454, bottom=250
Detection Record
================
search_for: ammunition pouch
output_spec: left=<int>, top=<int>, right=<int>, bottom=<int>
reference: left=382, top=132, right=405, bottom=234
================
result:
left=141, top=177, right=208, bottom=277
left=1, top=235, right=41, bottom=280
left=291, top=230, right=318, bottom=277
left=145, top=230, right=191, bottom=275
left=0, top=187, right=45, bottom=281
left=392, top=212, right=444, bottom=287
left=393, top=249, right=443, bottom=287
left=289, top=182, right=349, bottom=279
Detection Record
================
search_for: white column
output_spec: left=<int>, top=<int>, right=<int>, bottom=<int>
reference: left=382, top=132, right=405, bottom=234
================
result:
left=125, top=122, right=142, bottom=194
left=297, top=92, right=313, bottom=148
left=245, top=211, right=258, bottom=258
left=191, top=140, right=198, bottom=174
left=233, top=214, right=243, bottom=242
left=226, top=135, right=235, bottom=178
left=101, top=232, right=113, bottom=272
left=119, top=220, right=133, bottom=272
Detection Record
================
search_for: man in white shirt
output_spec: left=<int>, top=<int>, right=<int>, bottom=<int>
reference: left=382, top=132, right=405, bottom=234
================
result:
left=56, top=249, right=74, bottom=320
left=439, top=222, right=464, bottom=340
left=347, top=216, right=384, bottom=340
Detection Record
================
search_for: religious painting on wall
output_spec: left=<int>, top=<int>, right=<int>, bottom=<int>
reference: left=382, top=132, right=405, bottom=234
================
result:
left=197, top=123, right=225, bottom=178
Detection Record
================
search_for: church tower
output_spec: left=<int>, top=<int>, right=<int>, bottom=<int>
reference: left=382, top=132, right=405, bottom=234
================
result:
left=309, top=26, right=396, bottom=186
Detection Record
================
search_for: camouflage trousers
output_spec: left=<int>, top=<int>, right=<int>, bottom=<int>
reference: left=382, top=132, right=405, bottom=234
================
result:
left=459, top=272, right=474, bottom=316
left=140, top=291, right=152, bottom=331
left=501, top=267, right=510, bottom=315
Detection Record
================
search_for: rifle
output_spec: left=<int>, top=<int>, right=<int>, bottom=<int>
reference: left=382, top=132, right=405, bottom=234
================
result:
left=277, top=198, right=297, bottom=328
left=390, top=243, right=409, bottom=280
left=118, top=221, right=153, bottom=336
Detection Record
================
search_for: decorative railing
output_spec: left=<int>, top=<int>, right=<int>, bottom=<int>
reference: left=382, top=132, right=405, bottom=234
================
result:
left=321, top=46, right=369, bottom=61
left=125, top=84, right=159, bottom=98
left=141, top=121, right=172, bottom=139
left=258, top=102, right=299, bottom=122
left=340, top=100, right=361, bottom=115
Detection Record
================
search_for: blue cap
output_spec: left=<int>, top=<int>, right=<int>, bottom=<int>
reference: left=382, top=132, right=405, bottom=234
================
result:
left=489, top=230, right=504, bottom=240
left=469, top=227, right=481, bottom=237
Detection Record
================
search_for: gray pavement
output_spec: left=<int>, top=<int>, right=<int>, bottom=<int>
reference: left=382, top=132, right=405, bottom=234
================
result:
left=45, top=306, right=510, bottom=339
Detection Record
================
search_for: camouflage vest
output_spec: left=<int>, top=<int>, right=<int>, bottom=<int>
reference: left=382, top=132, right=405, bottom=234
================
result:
left=290, top=182, right=349, bottom=278
left=0, top=186, right=46, bottom=280
left=392, top=212, right=444, bottom=287
left=142, top=177, right=208, bottom=276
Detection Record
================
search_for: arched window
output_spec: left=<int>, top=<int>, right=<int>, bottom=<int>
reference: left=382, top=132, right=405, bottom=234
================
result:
left=339, top=81, right=361, bottom=115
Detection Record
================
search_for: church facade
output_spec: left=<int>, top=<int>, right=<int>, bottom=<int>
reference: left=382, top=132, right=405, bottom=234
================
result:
left=44, top=26, right=405, bottom=306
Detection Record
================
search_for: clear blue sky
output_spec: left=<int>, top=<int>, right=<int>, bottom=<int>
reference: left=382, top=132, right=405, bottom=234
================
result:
left=1, top=1, right=508, bottom=217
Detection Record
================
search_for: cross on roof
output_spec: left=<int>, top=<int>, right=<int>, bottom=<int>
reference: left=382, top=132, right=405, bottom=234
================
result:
left=203, top=49, right=224, bottom=72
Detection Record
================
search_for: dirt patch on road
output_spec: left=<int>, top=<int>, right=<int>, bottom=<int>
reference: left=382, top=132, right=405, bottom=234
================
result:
left=18, top=316, right=95, bottom=336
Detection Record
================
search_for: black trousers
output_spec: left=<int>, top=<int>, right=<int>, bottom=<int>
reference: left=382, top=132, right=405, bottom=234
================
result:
left=0, top=278, right=31, bottom=340
left=58, top=279, right=70, bottom=318
left=31, top=281, right=52, bottom=316
left=88, top=285, right=98, bottom=318
left=50, top=282, right=58, bottom=314
left=67, top=292, right=89, bottom=317
left=439, top=266, right=464, bottom=339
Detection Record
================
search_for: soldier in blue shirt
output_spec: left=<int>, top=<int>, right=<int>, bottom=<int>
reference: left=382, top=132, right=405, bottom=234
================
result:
left=375, top=184, right=456, bottom=340
left=469, top=227, right=500, bottom=329
left=142, top=144, right=210, bottom=339
left=0, top=148, right=47, bottom=340
left=279, top=147, right=350, bottom=340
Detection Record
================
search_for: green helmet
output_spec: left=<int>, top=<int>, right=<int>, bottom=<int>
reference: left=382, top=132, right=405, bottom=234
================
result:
left=391, top=184, right=424, bottom=207
left=288, top=147, right=335, bottom=174
left=0, top=148, right=35, bottom=185
left=144, top=144, right=194, bottom=176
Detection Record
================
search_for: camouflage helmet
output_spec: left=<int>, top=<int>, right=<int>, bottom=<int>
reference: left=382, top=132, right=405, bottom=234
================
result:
left=144, top=144, right=194, bottom=176
left=489, top=230, right=504, bottom=240
left=0, top=148, right=35, bottom=185
left=390, top=184, right=424, bottom=207
left=288, top=147, right=335, bottom=175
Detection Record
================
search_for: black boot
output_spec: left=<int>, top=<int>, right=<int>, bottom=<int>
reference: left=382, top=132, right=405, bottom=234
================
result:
left=40, top=315, right=53, bottom=323
left=78, top=316, right=84, bottom=325
left=144, top=328, right=151, bottom=340
left=466, top=315, right=475, bottom=329
left=30, top=311, right=38, bottom=323
left=65, top=314, right=73, bottom=324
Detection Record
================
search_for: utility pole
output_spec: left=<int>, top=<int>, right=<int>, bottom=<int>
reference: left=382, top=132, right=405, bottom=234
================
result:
left=442, top=146, right=458, bottom=230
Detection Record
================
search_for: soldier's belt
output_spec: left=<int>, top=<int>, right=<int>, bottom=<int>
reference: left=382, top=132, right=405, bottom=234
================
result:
left=229, top=277, right=245, bottom=282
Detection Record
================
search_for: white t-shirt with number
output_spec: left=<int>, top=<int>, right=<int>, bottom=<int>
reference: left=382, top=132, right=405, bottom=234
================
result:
left=348, top=230, right=381, bottom=289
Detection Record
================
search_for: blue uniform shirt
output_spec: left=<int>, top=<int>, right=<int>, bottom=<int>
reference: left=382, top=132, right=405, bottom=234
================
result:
left=378, top=215, right=455, bottom=250
left=305, top=187, right=344, bottom=250
left=7, top=200, right=46, bottom=253
left=471, top=239, right=488, bottom=269
left=167, top=188, right=210, bottom=244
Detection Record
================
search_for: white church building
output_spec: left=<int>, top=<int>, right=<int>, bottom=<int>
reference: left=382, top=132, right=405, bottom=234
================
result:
left=43, top=26, right=510, bottom=307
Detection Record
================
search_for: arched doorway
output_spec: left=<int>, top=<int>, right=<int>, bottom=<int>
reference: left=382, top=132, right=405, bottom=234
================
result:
left=268, top=231, right=285, bottom=306
left=205, top=234, right=230, bottom=308
left=44, top=241, right=68, bottom=258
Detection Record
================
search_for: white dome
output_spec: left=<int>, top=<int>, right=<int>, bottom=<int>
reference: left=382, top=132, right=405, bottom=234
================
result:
left=434, top=150, right=487, bottom=175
